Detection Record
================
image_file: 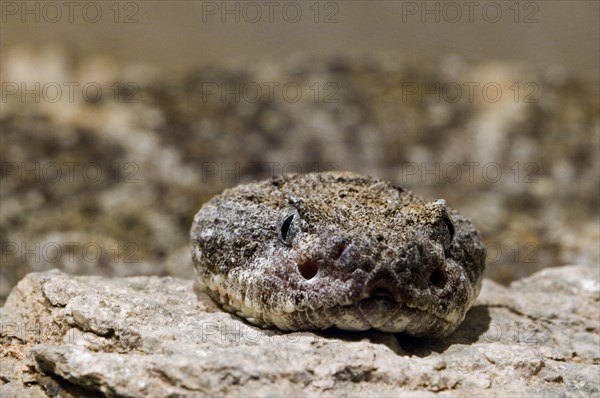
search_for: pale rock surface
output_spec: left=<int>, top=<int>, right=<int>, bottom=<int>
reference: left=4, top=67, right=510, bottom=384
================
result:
left=1, top=264, right=598, bottom=397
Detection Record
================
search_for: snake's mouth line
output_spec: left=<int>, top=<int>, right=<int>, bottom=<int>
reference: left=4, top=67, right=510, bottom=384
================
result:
left=331, top=296, right=455, bottom=324
left=204, top=279, right=456, bottom=328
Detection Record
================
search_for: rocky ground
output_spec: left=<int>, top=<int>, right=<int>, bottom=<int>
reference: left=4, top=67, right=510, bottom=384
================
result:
left=1, top=45, right=599, bottom=306
left=1, top=264, right=598, bottom=397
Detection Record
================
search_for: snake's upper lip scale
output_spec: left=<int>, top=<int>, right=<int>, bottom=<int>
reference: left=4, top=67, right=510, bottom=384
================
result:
left=344, top=296, right=453, bottom=323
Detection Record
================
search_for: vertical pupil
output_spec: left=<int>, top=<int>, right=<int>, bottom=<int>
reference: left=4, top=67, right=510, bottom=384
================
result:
left=443, top=216, right=454, bottom=240
left=281, top=214, right=294, bottom=240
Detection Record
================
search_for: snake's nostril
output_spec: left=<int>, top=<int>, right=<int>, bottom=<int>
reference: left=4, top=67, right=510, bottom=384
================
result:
left=298, top=261, right=319, bottom=280
left=429, top=268, right=447, bottom=288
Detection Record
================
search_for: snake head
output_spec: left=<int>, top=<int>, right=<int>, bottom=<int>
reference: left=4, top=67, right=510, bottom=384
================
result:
left=191, top=172, right=486, bottom=337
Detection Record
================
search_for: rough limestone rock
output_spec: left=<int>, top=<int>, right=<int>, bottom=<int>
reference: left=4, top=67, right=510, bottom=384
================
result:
left=1, top=265, right=598, bottom=397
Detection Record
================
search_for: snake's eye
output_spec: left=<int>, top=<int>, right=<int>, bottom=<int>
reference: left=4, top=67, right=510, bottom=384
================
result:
left=281, top=215, right=294, bottom=240
left=430, top=199, right=454, bottom=249
left=279, top=208, right=300, bottom=246
left=442, top=215, right=455, bottom=241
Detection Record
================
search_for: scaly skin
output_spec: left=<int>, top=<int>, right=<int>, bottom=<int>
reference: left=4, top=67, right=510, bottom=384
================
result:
left=191, top=172, right=486, bottom=337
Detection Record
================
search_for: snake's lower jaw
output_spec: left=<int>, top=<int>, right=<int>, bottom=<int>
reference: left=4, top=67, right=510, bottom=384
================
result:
left=202, top=279, right=470, bottom=337
left=255, top=297, right=464, bottom=337
left=332, top=297, right=401, bottom=331
left=324, top=297, right=460, bottom=337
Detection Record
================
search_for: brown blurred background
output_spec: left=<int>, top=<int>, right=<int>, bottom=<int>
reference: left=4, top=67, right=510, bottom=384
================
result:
left=1, top=1, right=599, bottom=304
left=2, top=1, right=598, bottom=78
